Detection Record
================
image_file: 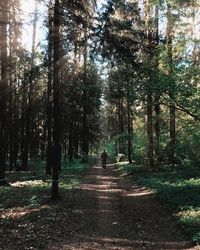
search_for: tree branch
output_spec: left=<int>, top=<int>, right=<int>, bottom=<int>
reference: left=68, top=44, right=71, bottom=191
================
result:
left=161, top=93, right=200, bottom=122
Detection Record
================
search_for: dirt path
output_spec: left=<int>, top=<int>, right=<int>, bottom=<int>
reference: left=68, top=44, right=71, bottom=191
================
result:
left=49, top=159, right=197, bottom=250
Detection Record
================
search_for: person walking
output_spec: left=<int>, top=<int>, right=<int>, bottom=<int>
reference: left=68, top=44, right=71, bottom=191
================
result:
left=101, top=149, right=108, bottom=169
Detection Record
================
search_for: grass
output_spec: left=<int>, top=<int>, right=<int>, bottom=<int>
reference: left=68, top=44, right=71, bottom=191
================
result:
left=0, top=156, right=96, bottom=210
left=0, top=157, right=96, bottom=249
left=118, top=163, right=200, bottom=244
left=62, top=157, right=95, bottom=176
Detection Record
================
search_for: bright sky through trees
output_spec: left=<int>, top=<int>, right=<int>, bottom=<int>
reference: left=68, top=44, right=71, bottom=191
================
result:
left=21, top=0, right=105, bottom=51
left=21, top=0, right=47, bottom=51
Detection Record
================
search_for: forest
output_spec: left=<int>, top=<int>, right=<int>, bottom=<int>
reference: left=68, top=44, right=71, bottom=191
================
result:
left=0, top=0, right=200, bottom=249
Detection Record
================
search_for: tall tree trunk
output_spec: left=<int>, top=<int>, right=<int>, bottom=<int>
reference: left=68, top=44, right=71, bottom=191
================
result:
left=146, top=0, right=154, bottom=168
left=127, top=89, right=132, bottom=164
left=22, top=1, right=37, bottom=170
left=74, top=120, right=79, bottom=158
left=154, top=4, right=160, bottom=167
left=68, top=106, right=74, bottom=162
left=46, top=0, right=53, bottom=175
left=167, top=3, right=176, bottom=165
left=117, top=80, right=124, bottom=154
left=72, top=43, right=79, bottom=158
left=81, top=24, right=89, bottom=162
left=51, top=0, right=62, bottom=200
left=63, top=132, right=67, bottom=163
left=0, top=0, right=8, bottom=185
left=20, top=77, right=26, bottom=169
left=154, top=92, right=160, bottom=166
left=147, top=91, right=154, bottom=168
left=9, top=23, right=14, bottom=171
left=13, top=85, right=19, bottom=169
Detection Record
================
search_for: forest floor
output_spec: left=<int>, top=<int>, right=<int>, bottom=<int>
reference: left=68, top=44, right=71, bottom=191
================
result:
left=0, top=159, right=199, bottom=250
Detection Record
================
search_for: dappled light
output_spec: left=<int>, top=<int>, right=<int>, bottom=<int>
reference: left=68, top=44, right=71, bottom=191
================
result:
left=0, top=0, right=200, bottom=248
left=0, top=158, right=198, bottom=249
left=125, top=190, right=155, bottom=197
left=49, top=236, right=193, bottom=250
left=12, top=179, right=46, bottom=187
left=43, top=160, right=195, bottom=249
left=0, top=206, right=43, bottom=220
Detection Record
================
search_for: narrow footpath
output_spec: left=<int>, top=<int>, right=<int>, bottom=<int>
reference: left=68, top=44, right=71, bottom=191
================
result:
left=50, top=159, right=197, bottom=250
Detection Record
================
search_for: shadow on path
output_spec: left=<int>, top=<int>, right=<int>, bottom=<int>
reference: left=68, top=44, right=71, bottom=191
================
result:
left=49, top=159, right=196, bottom=250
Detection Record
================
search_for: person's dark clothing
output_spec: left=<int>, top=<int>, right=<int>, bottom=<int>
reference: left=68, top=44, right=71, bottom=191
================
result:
left=101, top=151, right=108, bottom=169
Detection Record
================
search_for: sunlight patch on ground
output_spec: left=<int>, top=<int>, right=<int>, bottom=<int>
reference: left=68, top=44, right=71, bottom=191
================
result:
left=92, top=166, right=101, bottom=169
left=97, top=195, right=111, bottom=200
left=60, top=235, right=194, bottom=250
left=12, top=179, right=46, bottom=187
left=0, top=207, right=43, bottom=220
left=5, top=171, right=32, bottom=174
left=82, top=183, right=111, bottom=188
left=81, top=186, right=122, bottom=193
left=103, top=188, right=122, bottom=193
left=95, top=175, right=120, bottom=180
left=106, top=163, right=117, bottom=167
left=81, top=183, right=122, bottom=193
left=116, top=161, right=130, bottom=166
left=125, top=190, right=155, bottom=197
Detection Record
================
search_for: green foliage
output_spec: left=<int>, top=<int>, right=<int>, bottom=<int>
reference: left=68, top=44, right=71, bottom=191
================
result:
left=0, top=182, right=49, bottom=209
left=103, top=139, right=117, bottom=160
left=132, top=128, right=147, bottom=163
left=28, top=195, right=42, bottom=208
left=193, top=232, right=200, bottom=244
left=0, top=158, right=95, bottom=210
left=64, top=62, right=102, bottom=149
left=62, top=157, right=96, bottom=176
left=103, top=123, right=147, bottom=163
left=99, top=0, right=144, bottom=63
left=176, top=119, right=200, bottom=164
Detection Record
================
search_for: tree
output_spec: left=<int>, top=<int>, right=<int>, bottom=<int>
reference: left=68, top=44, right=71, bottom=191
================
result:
left=21, top=0, right=38, bottom=170
left=166, top=2, right=176, bottom=165
left=46, top=0, right=53, bottom=175
left=51, top=0, right=62, bottom=200
left=0, top=0, right=9, bottom=185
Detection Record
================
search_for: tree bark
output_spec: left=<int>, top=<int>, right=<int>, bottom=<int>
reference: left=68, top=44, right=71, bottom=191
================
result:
left=127, top=89, right=132, bottom=164
left=0, top=0, right=8, bottom=185
left=9, top=21, right=14, bottom=171
left=147, top=91, right=154, bottom=168
left=68, top=105, right=74, bottom=162
left=167, top=3, right=176, bottom=165
left=81, top=24, right=89, bottom=162
left=51, top=0, right=62, bottom=200
left=146, top=0, right=154, bottom=168
left=22, top=1, right=37, bottom=170
left=154, top=4, right=160, bottom=167
left=46, top=0, right=53, bottom=175
left=13, top=85, right=19, bottom=169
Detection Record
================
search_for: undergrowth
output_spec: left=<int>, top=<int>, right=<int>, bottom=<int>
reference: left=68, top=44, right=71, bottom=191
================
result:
left=0, top=157, right=95, bottom=210
left=0, top=157, right=96, bottom=249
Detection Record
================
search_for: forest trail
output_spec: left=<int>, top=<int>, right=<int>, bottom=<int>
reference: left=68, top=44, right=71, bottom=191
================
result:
left=50, top=160, right=197, bottom=250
